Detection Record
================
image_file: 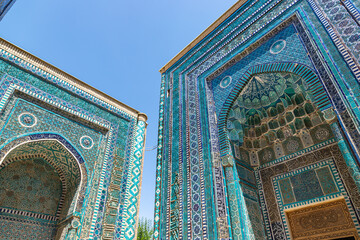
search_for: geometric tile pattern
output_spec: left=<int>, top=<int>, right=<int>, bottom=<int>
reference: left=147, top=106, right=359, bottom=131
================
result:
left=290, top=170, right=324, bottom=202
left=218, top=62, right=332, bottom=156
left=153, top=74, right=167, bottom=239
left=157, top=0, right=360, bottom=239
left=272, top=159, right=360, bottom=239
left=0, top=38, right=146, bottom=240
left=0, top=158, right=62, bottom=217
left=210, top=25, right=316, bottom=115
left=312, top=0, right=360, bottom=77
left=120, top=119, right=146, bottom=240
left=0, top=158, right=61, bottom=239
left=279, top=166, right=339, bottom=205
left=1, top=140, right=82, bottom=220
left=0, top=215, right=56, bottom=240
left=0, top=136, right=85, bottom=239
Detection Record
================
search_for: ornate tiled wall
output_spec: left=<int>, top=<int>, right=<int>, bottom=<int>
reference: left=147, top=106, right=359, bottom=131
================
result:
left=0, top=39, right=147, bottom=239
left=156, top=0, right=360, bottom=239
left=257, top=145, right=360, bottom=239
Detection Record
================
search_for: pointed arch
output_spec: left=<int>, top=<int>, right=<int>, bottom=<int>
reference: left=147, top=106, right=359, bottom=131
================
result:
left=0, top=133, right=88, bottom=218
left=217, top=62, right=332, bottom=156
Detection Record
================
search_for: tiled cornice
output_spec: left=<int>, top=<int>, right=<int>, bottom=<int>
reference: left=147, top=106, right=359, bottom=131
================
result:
left=159, top=0, right=247, bottom=74
left=0, top=38, right=141, bottom=118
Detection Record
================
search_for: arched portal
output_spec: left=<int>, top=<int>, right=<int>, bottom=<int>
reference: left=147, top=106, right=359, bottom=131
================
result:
left=0, top=137, right=83, bottom=240
left=218, top=63, right=360, bottom=239
left=226, top=71, right=333, bottom=166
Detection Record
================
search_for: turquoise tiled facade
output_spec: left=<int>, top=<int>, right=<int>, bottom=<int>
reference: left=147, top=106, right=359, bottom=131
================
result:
left=156, top=0, right=360, bottom=239
left=0, top=39, right=147, bottom=239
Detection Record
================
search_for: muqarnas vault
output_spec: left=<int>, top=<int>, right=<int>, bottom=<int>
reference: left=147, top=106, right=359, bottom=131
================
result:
left=155, top=0, right=360, bottom=239
left=0, top=39, right=147, bottom=239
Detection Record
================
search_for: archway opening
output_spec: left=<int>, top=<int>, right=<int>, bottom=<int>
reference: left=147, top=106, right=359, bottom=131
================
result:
left=224, top=71, right=339, bottom=239
left=227, top=71, right=334, bottom=167
left=0, top=139, right=82, bottom=240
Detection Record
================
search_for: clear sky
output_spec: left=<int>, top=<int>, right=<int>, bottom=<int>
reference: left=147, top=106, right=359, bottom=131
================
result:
left=0, top=0, right=237, bottom=220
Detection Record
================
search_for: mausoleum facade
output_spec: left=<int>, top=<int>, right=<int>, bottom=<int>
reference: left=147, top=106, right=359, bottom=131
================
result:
left=155, top=0, right=360, bottom=239
left=0, top=38, right=147, bottom=240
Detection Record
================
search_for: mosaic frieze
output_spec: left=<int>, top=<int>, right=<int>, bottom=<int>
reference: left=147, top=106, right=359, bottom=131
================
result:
left=315, top=0, right=360, bottom=65
left=0, top=58, right=134, bottom=126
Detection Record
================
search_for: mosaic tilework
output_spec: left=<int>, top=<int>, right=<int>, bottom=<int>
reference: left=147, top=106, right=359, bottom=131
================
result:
left=0, top=97, right=102, bottom=170
left=0, top=215, right=56, bottom=240
left=218, top=62, right=332, bottom=157
left=242, top=186, right=266, bottom=240
left=278, top=166, right=339, bottom=205
left=278, top=178, right=296, bottom=205
left=258, top=145, right=360, bottom=239
left=306, top=0, right=360, bottom=86
left=156, top=1, right=310, bottom=236
left=3, top=141, right=82, bottom=219
left=0, top=134, right=86, bottom=219
left=0, top=158, right=61, bottom=239
left=0, top=158, right=62, bottom=216
left=0, top=54, right=135, bottom=123
left=204, top=80, right=230, bottom=239
left=185, top=75, right=208, bottom=239
left=120, top=119, right=146, bottom=240
left=0, top=39, right=146, bottom=239
left=153, top=74, right=166, bottom=240
left=157, top=0, right=360, bottom=239
left=0, top=136, right=84, bottom=239
left=315, top=0, right=360, bottom=67
left=211, top=25, right=316, bottom=115
left=223, top=165, right=244, bottom=240
left=331, top=122, right=360, bottom=192
left=317, top=166, right=339, bottom=195
left=290, top=170, right=324, bottom=201
left=272, top=159, right=360, bottom=239
left=342, top=0, right=360, bottom=25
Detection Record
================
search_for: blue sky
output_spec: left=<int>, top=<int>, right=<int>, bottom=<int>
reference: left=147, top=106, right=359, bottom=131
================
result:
left=0, top=0, right=237, bottom=220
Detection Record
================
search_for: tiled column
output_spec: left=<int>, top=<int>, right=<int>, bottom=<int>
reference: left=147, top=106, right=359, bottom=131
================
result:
left=120, top=113, right=147, bottom=240
left=222, top=153, right=253, bottom=240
